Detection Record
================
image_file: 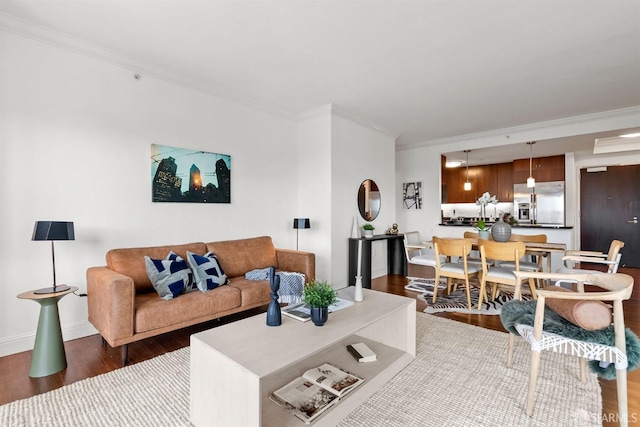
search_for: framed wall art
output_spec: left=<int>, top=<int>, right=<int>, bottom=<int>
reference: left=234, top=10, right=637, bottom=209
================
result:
left=402, top=181, right=422, bottom=210
left=151, top=144, right=231, bottom=203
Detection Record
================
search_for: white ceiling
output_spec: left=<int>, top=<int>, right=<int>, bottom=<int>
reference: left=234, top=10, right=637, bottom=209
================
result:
left=1, top=0, right=639, bottom=156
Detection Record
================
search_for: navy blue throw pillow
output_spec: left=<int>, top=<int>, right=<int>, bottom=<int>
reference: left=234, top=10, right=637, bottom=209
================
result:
left=144, top=251, right=193, bottom=300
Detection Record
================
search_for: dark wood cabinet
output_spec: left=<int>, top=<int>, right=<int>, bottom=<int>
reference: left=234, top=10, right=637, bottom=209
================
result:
left=512, top=155, right=565, bottom=183
left=442, top=165, right=478, bottom=203
left=475, top=164, right=498, bottom=198
left=496, top=162, right=513, bottom=201
left=443, top=155, right=564, bottom=201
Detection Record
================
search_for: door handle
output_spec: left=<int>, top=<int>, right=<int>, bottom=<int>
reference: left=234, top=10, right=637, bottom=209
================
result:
left=628, top=216, right=638, bottom=224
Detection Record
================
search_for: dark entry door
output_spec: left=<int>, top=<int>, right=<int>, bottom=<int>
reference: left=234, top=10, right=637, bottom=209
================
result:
left=580, top=165, right=640, bottom=268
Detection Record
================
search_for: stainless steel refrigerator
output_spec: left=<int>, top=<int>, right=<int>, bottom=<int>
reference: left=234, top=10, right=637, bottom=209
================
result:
left=513, top=181, right=565, bottom=226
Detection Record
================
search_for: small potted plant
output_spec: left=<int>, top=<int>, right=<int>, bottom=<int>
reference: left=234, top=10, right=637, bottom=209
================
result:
left=474, top=219, right=491, bottom=240
left=362, top=223, right=375, bottom=238
left=302, top=280, right=338, bottom=326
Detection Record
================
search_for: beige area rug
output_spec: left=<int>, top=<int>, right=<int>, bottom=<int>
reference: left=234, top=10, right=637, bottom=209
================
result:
left=0, top=314, right=601, bottom=427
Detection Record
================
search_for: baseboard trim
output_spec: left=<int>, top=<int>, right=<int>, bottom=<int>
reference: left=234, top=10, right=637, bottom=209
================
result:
left=0, top=321, right=98, bottom=358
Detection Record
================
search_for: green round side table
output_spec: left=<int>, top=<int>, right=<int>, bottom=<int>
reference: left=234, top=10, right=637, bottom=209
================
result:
left=17, top=286, right=78, bottom=378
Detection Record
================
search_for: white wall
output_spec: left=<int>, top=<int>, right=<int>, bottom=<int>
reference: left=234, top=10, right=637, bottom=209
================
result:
left=297, top=108, right=397, bottom=286
left=331, top=113, right=396, bottom=284
left=0, top=31, right=301, bottom=356
left=297, top=110, right=332, bottom=279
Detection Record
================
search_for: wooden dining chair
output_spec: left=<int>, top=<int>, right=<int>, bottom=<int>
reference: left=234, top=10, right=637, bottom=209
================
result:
left=432, top=237, right=482, bottom=310
left=478, top=240, right=537, bottom=308
left=500, top=233, right=548, bottom=271
left=462, top=231, right=487, bottom=266
left=504, top=271, right=634, bottom=426
left=499, top=233, right=547, bottom=286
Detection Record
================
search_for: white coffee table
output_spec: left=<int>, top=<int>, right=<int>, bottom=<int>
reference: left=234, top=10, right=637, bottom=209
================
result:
left=190, top=287, right=416, bottom=426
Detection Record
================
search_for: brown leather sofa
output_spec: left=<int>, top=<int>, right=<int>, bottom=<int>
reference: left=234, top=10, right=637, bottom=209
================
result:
left=87, top=236, right=315, bottom=364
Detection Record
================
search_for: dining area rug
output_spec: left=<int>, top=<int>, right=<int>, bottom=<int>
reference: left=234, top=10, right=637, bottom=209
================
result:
left=418, top=288, right=533, bottom=314
left=0, top=313, right=601, bottom=426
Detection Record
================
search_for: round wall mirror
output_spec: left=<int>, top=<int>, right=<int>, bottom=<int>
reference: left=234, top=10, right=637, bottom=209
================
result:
left=357, top=179, right=381, bottom=221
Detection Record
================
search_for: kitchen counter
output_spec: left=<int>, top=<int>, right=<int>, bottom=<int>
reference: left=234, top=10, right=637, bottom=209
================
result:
left=438, top=223, right=573, bottom=229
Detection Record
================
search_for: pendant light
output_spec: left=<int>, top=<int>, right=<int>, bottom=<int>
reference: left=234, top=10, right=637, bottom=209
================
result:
left=527, top=141, right=536, bottom=188
left=463, top=150, right=471, bottom=191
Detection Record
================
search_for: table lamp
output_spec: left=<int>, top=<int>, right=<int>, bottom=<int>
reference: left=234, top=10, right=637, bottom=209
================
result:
left=293, top=218, right=310, bottom=250
left=32, top=221, right=75, bottom=294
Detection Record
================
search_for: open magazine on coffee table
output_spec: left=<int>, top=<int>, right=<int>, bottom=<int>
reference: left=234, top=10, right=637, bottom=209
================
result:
left=270, top=363, right=364, bottom=424
left=281, top=298, right=354, bottom=322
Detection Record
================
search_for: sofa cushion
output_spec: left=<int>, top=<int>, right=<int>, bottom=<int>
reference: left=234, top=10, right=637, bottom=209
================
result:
left=106, top=242, right=207, bottom=293
left=227, top=277, right=271, bottom=307
left=543, top=286, right=612, bottom=331
left=206, top=236, right=278, bottom=278
left=144, top=252, right=194, bottom=300
left=134, top=286, right=242, bottom=333
left=186, top=251, right=229, bottom=292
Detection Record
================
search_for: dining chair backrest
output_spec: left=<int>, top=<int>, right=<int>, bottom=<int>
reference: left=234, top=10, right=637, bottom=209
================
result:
left=403, top=231, right=422, bottom=261
left=606, top=240, right=625, bottom=273
left=479, top=240, right=526, bottom=265
left=509, top=233, right=547, bottom=243
left=463, top=231, right=477, bottom=239
left=432, top=237, right=474, bottom=265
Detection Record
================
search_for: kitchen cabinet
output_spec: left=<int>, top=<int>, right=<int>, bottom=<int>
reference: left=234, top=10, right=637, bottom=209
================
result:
left=496, top=162, right=513, bottom=201
left=513, top=155, right=565, bottom=183
left=475, top=164, right=498, bottom=198
left=442, top=165, right=478, bottom=203
left=443, top=163, right=510, bottom=203
left=443, top=155, right=563, bottom=202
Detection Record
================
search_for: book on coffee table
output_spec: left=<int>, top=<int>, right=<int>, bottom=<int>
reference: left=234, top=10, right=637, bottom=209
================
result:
left=346, top=342, right=377, bottom=363
left=270, top=363, right=364, bottom=424
left=281, top=297, right=355, bottom=322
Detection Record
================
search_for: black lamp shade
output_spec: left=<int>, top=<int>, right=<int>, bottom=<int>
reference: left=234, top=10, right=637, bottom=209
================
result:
left=293, top=218, right=311, bottom=229
left=32, top=221, right=75, bottom=241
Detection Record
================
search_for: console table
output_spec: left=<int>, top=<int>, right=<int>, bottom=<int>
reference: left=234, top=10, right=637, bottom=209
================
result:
left=190, top=287, right=416, bottom=426
left=348, top=234, right=406, bottom=288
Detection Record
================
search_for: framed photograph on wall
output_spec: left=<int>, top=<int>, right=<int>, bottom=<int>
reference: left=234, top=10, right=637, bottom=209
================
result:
left=151, top=144, right=231, bottom=203
left=402, top=181, right=422, bottom=210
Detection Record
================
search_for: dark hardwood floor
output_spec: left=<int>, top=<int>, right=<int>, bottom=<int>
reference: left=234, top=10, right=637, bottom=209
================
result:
left=1, top=267, right=639, bottom=426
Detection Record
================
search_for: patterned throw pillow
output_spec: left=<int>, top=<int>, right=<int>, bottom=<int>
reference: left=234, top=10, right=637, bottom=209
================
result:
left=144, top=251, right=194, bottom=300
left=186, top=251, right=229, bottom=292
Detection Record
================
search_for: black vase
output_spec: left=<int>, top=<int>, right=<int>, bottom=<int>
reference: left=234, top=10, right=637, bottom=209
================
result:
left=266, top=266, right=281, bottom=326
left=310, top=307, right=329, bottom=326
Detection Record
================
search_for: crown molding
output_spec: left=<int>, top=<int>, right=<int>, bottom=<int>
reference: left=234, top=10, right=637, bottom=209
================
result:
left=396, top=105, right=640, bottom=152
left=296, top=104, right=399, bottom=139
left=330, top=105, right=399, bottom=139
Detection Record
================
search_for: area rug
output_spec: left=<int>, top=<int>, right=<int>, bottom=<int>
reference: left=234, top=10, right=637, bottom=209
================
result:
left=0, top=314, right=601, bottom=427
left=418, top=288, right=533, bottom=315
left=404, top=277, right=447, bottom=295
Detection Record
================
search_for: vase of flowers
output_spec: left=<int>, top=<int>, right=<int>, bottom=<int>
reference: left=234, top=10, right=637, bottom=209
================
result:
left=475, top=192, right=498, bottom=221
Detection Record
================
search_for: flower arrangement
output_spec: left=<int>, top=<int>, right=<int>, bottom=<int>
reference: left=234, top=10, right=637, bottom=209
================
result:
left=475, top=192, right=498, bottom=220
left=502, top=212, right=517, bottom=226
left=475, top=192, right=498, bottom=206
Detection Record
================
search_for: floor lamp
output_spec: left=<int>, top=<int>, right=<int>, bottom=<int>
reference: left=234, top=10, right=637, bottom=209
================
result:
left=293, top=218, right=310, bottom=250
left=32, top=221, right=75, bottom=294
